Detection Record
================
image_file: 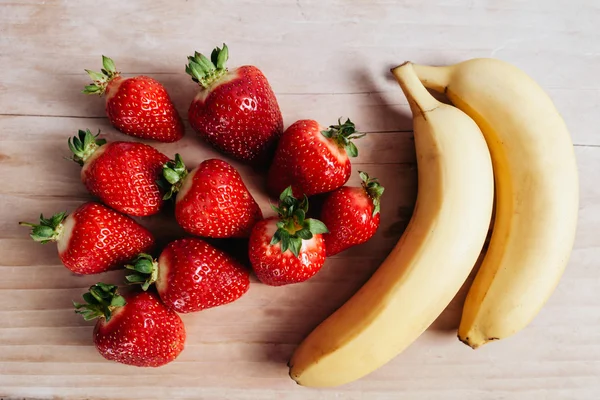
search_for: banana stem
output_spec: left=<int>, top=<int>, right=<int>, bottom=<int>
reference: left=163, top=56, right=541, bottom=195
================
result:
left=411, top=64, right=452, bottom=94
left=391, top=62, right=440, bottom=117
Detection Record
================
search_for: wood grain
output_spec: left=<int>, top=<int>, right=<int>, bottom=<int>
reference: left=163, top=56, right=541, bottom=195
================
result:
left=1, top=0, right=599, bottom=399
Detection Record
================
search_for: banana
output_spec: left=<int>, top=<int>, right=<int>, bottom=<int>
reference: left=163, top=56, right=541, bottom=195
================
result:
left=288, top=62, right=494, bottom=387
left=412, top=58, right=579, bottom=349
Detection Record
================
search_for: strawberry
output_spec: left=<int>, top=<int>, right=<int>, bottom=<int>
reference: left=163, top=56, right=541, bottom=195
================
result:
left=124, top=238, right=250, bottom=313
left=186, top=44, right=283, bottom=165
left=74, top=283, right=185, bottom=367
left=69, top=129, right=170, bottom=217
left=83, top=56, right=183, bottom=142
left=160, top=155, right=262, bottom=238
left=249, top=187, right=328, bottom=286
left=267, top=118, right=365, bottom=198
left=320, top=171, right=384, bottom=256
left=19, top=202, right=154, bottom=275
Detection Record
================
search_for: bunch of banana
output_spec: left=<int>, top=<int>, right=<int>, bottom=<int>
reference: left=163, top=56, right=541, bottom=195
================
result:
left=288, top=62, right=495, bottom=387
left=412, top=59, right=579, bottom=348
left=288, top=58, right=579, bottom=387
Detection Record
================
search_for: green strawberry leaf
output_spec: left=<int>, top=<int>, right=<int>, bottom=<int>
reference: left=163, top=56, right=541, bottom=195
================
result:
left=321, top=117, right=365, bottom=158
left=299, top=195, right=309, bottom=213
left=159, top=154, right=189, bottom=201
left=359, top=170, right=385, bottom=216
left=321, top=129, right=333, bottom=138
left=294, top=209, right=305, bottom=225
left=345, top=141, right=358, bottom=158
left=163, top=168, right=181, bottom=185
left=82, top=56, right=119, bottom=95
left=269, top=188, right=329, bottom=258
left=101, top=56, right=116, bottom=74
left=67, top=129, right=105, bottom=165
left=296, top=228, right=313, bottom=240
left=124, top=254, right=159, bottom=291
left=185, top=44, right=229, bottom=88
left=125, top=274, right=146, bottom=283
left=270, top=229, right=282, bottom=245
left=280, top=233, right=290, bottom=253
left=19, top=211, right=67, bottom=244
left=74, top=283, right=125, bottom=322
left=110, top=295, right=126, bottom=308
left=85, top=69, right=105, bottom=82
left=210, top=47, right=220, bottom=66
left=216, top=44, right=229, bottom=69
left=289, top=238, right=302, bottom=257
left=279, top=186, right=294, bottom=202
left=306, top=218, right=329, bottom=235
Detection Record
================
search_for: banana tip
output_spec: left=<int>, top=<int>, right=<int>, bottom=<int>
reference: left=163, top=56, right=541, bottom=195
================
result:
left=390, top=61, right=411, bottom=73
left=458, top=334, right=478, bottom=349
left=458, top=333, right=498, bottom=349
left=288, top=370, right=302, bottom=386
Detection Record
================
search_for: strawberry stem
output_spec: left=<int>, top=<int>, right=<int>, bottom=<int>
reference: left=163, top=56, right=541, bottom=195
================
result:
left=159, top=154, right=189, bottom=200
left=68, top=129, right=107, bottom=165
left=19, top=212, right=67, bottom=244
left=185, top=43, right=229, bottom=88
left=74, top=283, right=126, bottom=322
left=359, top=171, right=385, bottom=216
left=320, top=118, right=366, bottom=158
left=124, top=253, right=159, bottom=291
left=82, top=55, right=120, bottom=95
left=270, top=187, right=328, bottom=257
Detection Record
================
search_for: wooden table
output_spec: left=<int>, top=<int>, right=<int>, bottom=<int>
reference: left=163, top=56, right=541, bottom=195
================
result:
left=1, top=1, right=598, bottom=398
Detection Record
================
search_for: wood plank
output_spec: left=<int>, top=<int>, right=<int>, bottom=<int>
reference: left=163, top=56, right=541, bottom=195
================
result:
left=0, top=0, right=597, bottom=92
left=0, top=159, right=416, bottom=246
left=2, top=80, right=595, bottom=145
left=0, top=0, right=598, bottom=144
left=0, top=115, right=416, bottom=169
left=0, top=145, right=598, bottom=399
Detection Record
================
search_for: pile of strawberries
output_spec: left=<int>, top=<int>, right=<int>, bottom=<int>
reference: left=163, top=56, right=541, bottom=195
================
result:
left=20, top=44, right=385, bottom=368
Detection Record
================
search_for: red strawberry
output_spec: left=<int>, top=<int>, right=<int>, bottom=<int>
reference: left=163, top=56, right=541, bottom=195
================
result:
left=267, top=118, right=365, bottom=197
left=69, top=129, right=170, bottom=217
left=186, top=44, right=283, bottom=165
left=74, top=283, right=185, bottom=367
left=124, top=238, right=250, bottom=313
left=249, top=187, right=328, bottom=286
left=83, top=56, right=183, bottom=142
left=161, top=155, right=262, bottom=238
left=19, top=202, right=154, bottom=275
left=321, top=171, right=384, bottom=256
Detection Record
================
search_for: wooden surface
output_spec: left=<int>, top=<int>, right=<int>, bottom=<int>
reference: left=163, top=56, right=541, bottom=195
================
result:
left=1, top=0, right=599, bottom=399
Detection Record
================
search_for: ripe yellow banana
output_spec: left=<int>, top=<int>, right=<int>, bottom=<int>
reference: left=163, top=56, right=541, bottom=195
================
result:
left=288, top=62, right=494, bottom=387
left=412, top=59, right=579, bottom=349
